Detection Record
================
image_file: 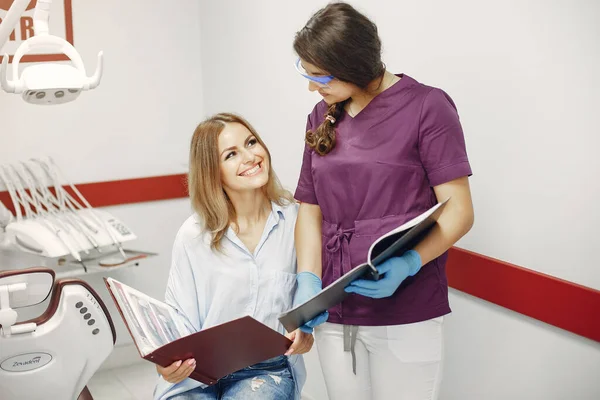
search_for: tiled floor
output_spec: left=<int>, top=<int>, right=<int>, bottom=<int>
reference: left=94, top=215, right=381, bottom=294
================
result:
left=87, top=361, right=158, bottom=400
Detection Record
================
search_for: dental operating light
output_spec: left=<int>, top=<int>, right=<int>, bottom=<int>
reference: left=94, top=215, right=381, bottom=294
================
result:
left=0, top=0, right=103, bottom=105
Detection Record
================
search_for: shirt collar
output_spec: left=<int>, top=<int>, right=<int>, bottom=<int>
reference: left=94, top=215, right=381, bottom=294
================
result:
left=271, top=201, right=285, bottom=223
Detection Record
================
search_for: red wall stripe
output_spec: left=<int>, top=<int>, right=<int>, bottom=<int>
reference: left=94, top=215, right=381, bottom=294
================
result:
left=0, top=173, right=188, bottom=214
left=447, top=248, right=600, bottom=342
left=70, top=173, right=188, bottom=208
left=1, top=173, right=599, bottom=343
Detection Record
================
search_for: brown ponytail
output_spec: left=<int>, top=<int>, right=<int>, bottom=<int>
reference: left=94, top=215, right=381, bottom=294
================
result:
left=306, top=100, right=348, bottom=156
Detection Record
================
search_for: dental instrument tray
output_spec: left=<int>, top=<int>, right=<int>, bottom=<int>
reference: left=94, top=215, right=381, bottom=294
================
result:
left=0, top=158, right=140, bottom=266
left=105, top=278, right=293, bottom=386
left=0, top=248, right=156, bottom=279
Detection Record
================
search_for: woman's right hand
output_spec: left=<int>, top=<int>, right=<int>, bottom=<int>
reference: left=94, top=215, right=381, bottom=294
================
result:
left=157, top=359, right=196, bottom=384
left=285, top=329, right=315, bottom=355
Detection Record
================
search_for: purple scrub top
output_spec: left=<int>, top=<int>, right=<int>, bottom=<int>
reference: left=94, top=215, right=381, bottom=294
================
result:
left=294, top=74, right=472, bottom=326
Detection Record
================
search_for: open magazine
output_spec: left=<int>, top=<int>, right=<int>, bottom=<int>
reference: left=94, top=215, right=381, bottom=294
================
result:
left=105, top=278, right=292, bottom=385
left=278, top=198, right=449, bottom=332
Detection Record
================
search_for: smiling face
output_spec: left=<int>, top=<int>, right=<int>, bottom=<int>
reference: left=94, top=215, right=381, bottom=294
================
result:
left=218, top=122, right=270, bottom=194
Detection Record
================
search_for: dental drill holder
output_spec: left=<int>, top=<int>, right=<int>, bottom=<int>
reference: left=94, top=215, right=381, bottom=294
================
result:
left=0, top=158, right=152, bottom=273
left=6, top=208, right=137, bottom=259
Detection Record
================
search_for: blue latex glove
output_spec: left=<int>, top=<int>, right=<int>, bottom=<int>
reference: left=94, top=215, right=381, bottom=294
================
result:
left=293, top=271, right=329, bottom=333
left=345, top=250, right=422, bottom=299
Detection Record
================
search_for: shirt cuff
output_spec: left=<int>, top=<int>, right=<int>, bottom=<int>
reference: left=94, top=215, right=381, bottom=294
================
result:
left=427, top=160, right=473, bottom=187
left=294, top=186, right=318, bottom=204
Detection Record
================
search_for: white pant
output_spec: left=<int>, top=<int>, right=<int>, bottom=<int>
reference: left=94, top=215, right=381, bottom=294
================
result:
left=314, top=318, right=444, bottom=400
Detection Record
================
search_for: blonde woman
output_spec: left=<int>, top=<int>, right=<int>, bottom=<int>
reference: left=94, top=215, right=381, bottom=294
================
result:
left=154, top=113, right=313, bottom=400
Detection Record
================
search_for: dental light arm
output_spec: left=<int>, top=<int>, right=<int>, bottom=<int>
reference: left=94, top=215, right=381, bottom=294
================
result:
left=0, top=0, right=103, bottom=105
left=32, top=0, right=50, bottom=36
left=0, top=0, right=30, bottom=50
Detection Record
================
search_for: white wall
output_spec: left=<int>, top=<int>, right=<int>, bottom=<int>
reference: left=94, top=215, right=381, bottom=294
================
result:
left=197, top=0, right=600, bottom=398
left=1, top=0, right=202, bottom=367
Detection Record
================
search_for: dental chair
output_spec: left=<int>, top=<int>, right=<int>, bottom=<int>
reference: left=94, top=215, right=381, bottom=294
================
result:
left=0, top=267, right=116, bottom=400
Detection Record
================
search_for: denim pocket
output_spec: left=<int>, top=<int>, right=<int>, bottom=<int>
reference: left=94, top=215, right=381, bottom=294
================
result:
left=246, top=355, right=288, bottom=371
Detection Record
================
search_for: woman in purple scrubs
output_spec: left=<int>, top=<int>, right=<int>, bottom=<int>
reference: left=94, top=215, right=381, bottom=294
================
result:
left=290, top=3, right=475, bottom=400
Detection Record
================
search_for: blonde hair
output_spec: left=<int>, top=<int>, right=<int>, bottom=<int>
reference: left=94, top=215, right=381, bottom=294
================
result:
left=188, top=113, right=294, bottom=251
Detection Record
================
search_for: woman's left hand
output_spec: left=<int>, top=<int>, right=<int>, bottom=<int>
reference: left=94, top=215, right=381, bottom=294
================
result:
left=284, top=329, right=314, bottom=355
left=345, top=250, right=422, bottom=299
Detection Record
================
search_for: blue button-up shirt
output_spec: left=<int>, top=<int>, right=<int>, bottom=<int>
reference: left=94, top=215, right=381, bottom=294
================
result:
left=154, top=202, right=306, bottom=400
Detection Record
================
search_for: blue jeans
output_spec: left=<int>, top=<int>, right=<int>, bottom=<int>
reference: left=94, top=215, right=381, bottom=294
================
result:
left=169, top=356, right=294, bottom=400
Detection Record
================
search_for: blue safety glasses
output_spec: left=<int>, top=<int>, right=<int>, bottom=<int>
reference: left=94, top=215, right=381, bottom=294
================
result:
left=294, top=58, right=334, bottom=88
